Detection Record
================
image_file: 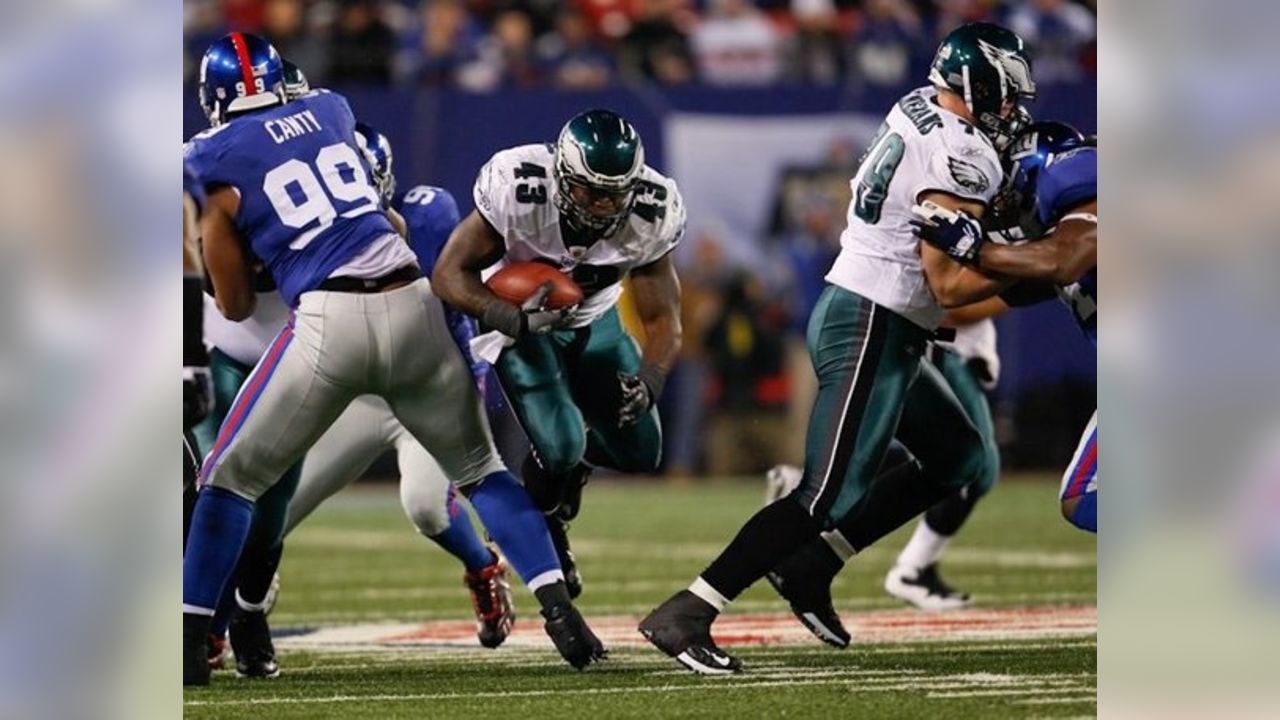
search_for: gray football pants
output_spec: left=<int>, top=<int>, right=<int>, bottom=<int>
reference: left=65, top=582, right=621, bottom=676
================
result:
left=201, top=278, right=505, bottom=502
left=283, top=394, right=459, bottom=537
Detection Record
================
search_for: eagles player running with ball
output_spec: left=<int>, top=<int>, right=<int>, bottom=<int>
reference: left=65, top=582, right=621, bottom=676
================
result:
left=434, top=110, right=685, bottom=598
left=640, top=22, right=1035, bottom=674
left=183, top=34, right=602, bottom=686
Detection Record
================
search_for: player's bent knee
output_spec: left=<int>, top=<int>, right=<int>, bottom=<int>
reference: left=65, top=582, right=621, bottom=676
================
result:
left=403, top=499, right=451, bottom=537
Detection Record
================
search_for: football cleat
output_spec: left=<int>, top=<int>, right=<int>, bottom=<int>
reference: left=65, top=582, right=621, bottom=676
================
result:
left=765, top=544, right=850, bottom=649
left=228, top=608, right=281, bottom=679
left=541, top=602, right=607, bottom=670
left=183, top=624, right=211, bottom=687
left=764, top=464, right=803, bottom=505
left=545, top=516, right=583, bottom=599
left=207, top=632, right=231, bottom=670
left=639, top=590, right=741, bottom=675
left=464, top=550, right=516, bottom=649
left=885, top=563, right=973, bottom=611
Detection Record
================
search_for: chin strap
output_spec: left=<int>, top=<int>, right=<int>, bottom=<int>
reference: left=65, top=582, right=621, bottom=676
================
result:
left=1060, top=212, right=1098, bottom=225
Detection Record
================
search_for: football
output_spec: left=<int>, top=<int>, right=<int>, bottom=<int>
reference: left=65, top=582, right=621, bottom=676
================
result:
left=486, top=261, right=584, bottom=309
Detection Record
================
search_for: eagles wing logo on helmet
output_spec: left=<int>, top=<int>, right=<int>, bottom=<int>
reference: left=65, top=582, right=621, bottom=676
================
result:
left=977, top=39, right=1035, bottom=97
left=948, top=157, right=991, bottom=194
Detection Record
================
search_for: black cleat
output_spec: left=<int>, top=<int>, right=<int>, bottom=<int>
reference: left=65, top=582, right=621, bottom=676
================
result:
left=885, top=562, right=973, bottom=611
left=541, top=602, right=607, bottom=670
left=765, top=543, right=851, bottom=649
left=183, top=620, right=211, bottom=687
left=639, top=590, right=741, bottom=675
left=228, top=608, right=281, bottom=679
left=545, top=516, right=583, bottom=599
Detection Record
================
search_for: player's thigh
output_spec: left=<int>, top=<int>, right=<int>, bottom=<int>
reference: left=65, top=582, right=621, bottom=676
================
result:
left=285, top=395, right=393, bottom=534
left=794, top=288, right=924, bottom=526
left=1060, top=411, right=1098, bottom=501
left=896, top=359, right=990, bottom=493
left=934, top=350, right=1000, bottom=496
left=495, top=333, right=587, bottom=474
left=202, top=313, right=357, bottom=501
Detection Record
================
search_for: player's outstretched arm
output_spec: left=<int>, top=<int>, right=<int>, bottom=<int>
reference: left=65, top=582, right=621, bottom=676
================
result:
left=978, top=200, right=1097, bottom=285
left=201, top=186, right=256, bottom=321
left=629, top=252, right=683, bottom=383
left=917, top=191, right=1011, bottom=309
left=432, top=210, right=508, bottom=319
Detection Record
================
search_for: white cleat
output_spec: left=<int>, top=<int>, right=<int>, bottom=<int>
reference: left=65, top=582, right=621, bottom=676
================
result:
left=764, top=464, right=803, bottom=505
left=884, top=563, right=973, bottom=611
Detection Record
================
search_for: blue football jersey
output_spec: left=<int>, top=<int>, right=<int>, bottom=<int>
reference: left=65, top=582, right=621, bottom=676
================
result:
left=391, top=184, right=493, bottom=394
left=183, top=161, right=205, bottom=216
left=1036, top=146, right=1098, bottom=345
left=184, top=90, right=397, bottom=306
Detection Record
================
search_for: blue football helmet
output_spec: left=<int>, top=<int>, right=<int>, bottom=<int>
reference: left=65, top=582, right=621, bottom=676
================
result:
left=354, top=122, right=395, bottom=206
left=1000, top=120, right=1086, bottom=230
left=198, top=32, right=286, bottom=127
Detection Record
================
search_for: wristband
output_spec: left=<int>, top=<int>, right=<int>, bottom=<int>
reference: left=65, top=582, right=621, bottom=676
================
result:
left=481, top=300, right=525, bottom=339
left=637, top=363, right=667, bottom=401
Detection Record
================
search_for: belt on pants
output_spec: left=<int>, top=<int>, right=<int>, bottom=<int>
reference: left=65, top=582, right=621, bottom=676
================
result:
left=317, top=264, right=421, bottom=294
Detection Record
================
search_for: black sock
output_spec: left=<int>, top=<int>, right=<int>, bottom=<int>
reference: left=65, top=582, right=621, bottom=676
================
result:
left=184, top=612, right=212, bottom=639
left=235, top=541, right=283, bottom=608
left=923, top=487, right=980, bottom=537
left=701, top=498, right=821, bottom=601
left=534, top=580, right=571, bottom=612
left=836, top=449, right=948, bottom=553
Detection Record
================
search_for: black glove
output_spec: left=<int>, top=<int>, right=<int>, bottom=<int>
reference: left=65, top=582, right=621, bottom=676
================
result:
left=482, top=282, right=578, bottom=339
left=184, top=366, right=213, bottom=429
left=617, top=364, right=666, bottom=428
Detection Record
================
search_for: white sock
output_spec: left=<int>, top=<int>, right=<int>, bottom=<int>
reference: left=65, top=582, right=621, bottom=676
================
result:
left=526, top=569, right=566, bottom=592
left=236, top=589, right=270, bottom=613
left=688, top=576, right=730, bottom=612
left=820, top=529, right=857, bottom=562
left=895, top=518, right=951, bottom=571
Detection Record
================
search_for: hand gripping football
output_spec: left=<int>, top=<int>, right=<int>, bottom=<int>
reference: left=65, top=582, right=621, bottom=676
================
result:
left=486, top=262, right=584, bottom=310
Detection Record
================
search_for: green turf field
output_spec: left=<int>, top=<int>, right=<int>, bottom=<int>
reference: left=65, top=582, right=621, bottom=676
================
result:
left=183, top=475, right=1096, bottom=719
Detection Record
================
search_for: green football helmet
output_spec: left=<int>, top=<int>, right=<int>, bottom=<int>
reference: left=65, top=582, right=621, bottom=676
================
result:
left=929, top=22, right=1036, bottom=150
left=554, top=109, right=645, bottom=238
left=283, top=60, right=310, bottom=100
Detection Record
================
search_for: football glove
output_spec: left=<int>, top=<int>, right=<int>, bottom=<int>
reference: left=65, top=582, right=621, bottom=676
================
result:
left=483, top=282, right=578, bottom=339
left=910, top=201, right=986, bottom=266
left=617, top=364, right=666, bottom=428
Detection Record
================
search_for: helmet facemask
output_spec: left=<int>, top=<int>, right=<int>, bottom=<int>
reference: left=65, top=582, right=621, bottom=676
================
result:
left=553, top=159, right=638, bottom=238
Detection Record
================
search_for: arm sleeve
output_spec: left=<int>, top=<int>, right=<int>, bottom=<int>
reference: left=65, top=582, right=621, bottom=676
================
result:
left=1036, top=148, right=1098, bottom=227
left=641, top=179, right=687, bottom=265
left=472, top=155, right=508, bottom=237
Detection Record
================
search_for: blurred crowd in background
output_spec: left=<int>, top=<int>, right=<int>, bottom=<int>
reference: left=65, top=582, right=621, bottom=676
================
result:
left=184, top=0, right=1097, bottom=478
left=184, top=0, right=1096, bottom=92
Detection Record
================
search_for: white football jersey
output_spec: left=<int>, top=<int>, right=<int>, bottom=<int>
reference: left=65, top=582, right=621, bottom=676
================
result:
left=473, top=143, right=686, bottom=328
left=935, top=318, right=1000, bottom=388
left=203, top=291, right=291, bottom=367
left=826, top=86, right=1003, bottom=330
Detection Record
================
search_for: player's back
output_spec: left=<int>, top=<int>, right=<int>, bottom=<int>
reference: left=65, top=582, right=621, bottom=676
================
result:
left=827, top=87, right=1002, bottom=331
left=393, top=184, right=460, bottom=276
left=185, top=90, right=397, bottom=306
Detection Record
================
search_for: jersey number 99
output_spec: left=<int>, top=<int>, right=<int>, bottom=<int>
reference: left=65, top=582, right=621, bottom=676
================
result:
left=263, top=142, right=381, bottom=250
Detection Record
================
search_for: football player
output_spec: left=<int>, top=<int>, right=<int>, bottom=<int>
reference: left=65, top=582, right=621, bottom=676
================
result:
left=193, top=122, right=516, bottom=678
left=640, top=22, right=1035, bottom=674
left=184, top=162, right=210, bottom=549
left=763, top=304, right=1005, bottom=622
left=914, top=121, right=1097, bottom=533
left=433, top=109, right=685, bottom=598
left=183, top=33, right=602, bottom=686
